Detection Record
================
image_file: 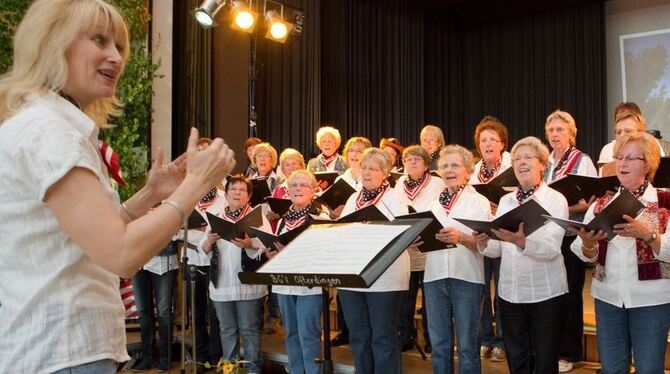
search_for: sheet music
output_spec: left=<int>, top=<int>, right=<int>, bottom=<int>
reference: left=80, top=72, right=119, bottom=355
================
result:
left=258, top=223, right=410, bottom=275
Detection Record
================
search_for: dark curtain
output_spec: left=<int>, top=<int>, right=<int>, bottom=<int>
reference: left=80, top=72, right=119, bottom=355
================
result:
left=255, top=0, right=323, bottom=157
left=424, top=1, right=607, bottom=156
left=321, top=0, right=425, bottom=154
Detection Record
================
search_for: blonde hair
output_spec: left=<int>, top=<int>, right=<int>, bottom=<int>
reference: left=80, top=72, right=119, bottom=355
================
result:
left=279, top=148, right=305, bottom=169
left=545, top=110, right=578, bottom=146
left=361, top=148, right=392, bottom=176
left=615, top=110, right=646, bottom=132
left=420, top=125, right=445, bottom=147
left=613, top=133, right=660, bottom=180
left=287, top=169, right=318, bottom=189
left=315, top=126, right=342, bottom=147
left=343, top=136, right=372, bottom=166
left=0, top=0, right=130, bottom=126
left=511, top=136, right=550, bottom=168
left=439, top=144, right=475, bottom=175
left=252, top=142, right=278, bottom=168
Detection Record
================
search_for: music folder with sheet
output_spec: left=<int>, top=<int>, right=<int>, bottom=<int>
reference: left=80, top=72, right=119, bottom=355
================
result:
left=394, top=210, right=454, bottom=252
left=549, top=174, right=620, bottom=206
left=542, top=189, right=645, bottom=240
left=488, top=167, right=519, bottom=187
left=206, top=206, right=263, bottom=241
left=652, top=157, right=670, bottom=188
left=246, top=222, right=312, bottom=249
left=187, top=211, right=208, bottom=229
left=238, top=218, right=432, bottom=288
left=265, top=197, right=293, bottom=216
left=317, top=178, right=356, bottom=210
left=454, top=199, right=550, bottom=240
left=250, top=178, right=272, bottom=207
left=314, top=171, right=340, bottom=188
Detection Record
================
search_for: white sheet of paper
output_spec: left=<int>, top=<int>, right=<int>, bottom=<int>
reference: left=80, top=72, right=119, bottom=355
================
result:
left=259, top=223, right=410, bottom=275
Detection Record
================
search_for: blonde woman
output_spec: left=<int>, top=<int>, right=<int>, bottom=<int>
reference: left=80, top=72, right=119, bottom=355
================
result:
left=420, top=124, right=446, bottom=170
left=0, top=1, right=234, bottom=373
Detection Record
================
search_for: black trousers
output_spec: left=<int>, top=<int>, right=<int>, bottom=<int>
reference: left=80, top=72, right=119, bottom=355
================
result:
left=500, top=295, right=564, bottom=374
left=558, top=235, right=585, bottom=362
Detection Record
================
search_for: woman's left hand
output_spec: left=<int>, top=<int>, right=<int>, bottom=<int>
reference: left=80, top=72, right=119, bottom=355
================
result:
left=491, top=222, right=527, bottom=248
left=613, top=215, right=651, bottom=239
left=232, top=233, right=254, bottom=249
left=435, top=227, right=461, bottom=244
left=145, top=147, right=188, bottom=201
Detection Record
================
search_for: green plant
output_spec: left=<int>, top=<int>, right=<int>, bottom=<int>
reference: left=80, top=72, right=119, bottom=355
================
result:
left=0, top=0, right=159, bottom=201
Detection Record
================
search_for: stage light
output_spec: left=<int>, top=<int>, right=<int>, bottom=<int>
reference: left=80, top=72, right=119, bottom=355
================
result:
left=230, top=1, right=258, bottom=33
left=264, top=8, right=293, bottom=43
left=194, top=0, right=226, bottom=28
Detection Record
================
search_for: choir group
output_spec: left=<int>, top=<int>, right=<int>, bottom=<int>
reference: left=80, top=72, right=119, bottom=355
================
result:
left=133, top=103, right=670, bottom=374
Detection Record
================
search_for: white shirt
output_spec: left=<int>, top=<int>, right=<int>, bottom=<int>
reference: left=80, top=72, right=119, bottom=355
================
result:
left=468, top=151, right=512, bottom=185
left=571, top=185, right=670, bottom=308
left=0, top=92, right=130, bottom=373
left=187, top=195, right=227, bottom=267
left=203, top=207, right=269, bottom=302
left=424, top=185, right=491, bottom=284
left=339, top=189, right=410, bottom=292
left=273, top=209, right=331, bottom=296
left=336, top=168, right=363, bottom=191
left=392, top=173, right=443, bottom=271
left=479, top=183, right=569, bottom=303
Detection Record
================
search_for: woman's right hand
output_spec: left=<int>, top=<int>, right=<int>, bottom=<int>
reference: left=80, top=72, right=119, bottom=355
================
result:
left=473, top=231, right=490, bottom=248
left=185, top=128, right=236, bottom=196
left=203, top=231, right=220, bottom=253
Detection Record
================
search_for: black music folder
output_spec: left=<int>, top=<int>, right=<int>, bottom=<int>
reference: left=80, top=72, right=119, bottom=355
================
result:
left=246, top=223, right=311, bottom=249
left=652, top=157, right=670, bottom=188
left=394, top=210, right=455, bottom=252
left=238, top=218, right=432, bottom=288
left=489, top=167, right=518, bottom=187
left=265, top=197, right=292, bottom=216
left=206, top=206, right=263, bottom=241
left=454, top=199, right=550, bottom=240
left=542, top=189, right=645, bottom=240
left=473, top=183, right=511, bottom=205
left=188, top=211, right=208, bottom=229
left=388, top=172, right=404, bottom=188
left=250, top=178, right=272, bottom=207
left=317, top=178, right=356, bottom=210
left=315, top=171, right=339, bottom=188
left=549, top=174, right=620, bottom=206
left=336, top=204, right=390, bottom=223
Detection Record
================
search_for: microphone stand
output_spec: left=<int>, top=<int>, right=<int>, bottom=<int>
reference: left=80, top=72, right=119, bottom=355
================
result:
left=316, top=287, right=334, bottom=374
left=179, top=227, right=198, bottom=374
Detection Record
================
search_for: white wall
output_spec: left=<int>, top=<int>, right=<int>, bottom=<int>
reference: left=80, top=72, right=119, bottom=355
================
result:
left=606, top=0, right=670, bottom=139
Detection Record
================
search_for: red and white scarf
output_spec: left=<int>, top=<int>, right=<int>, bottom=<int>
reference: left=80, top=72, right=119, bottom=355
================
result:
left=551, top=146, right=582, bottom=180
left=478, top=160, right=500, bottom=183
left=439, top=184, right=466, bottom=214
left=356, top=181, right=390, bottom=209
left=319, top=153, right=339, bottom=169
left=223, top=204, right=252, bottom=222
left=403, top=173, right=431, bottom=201
left=197, top=188, right=218, bottom=211
left=99, top=141, right=125, bottom=187
left=282, top=204, right=313, bottom=231
left=516, top=183, right=541, bottom=205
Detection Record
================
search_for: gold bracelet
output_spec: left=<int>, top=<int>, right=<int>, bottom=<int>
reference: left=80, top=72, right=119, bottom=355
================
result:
left=582, top=243, right=596, bottom=252
left=121, top=202, right=137, bottom=221
left=162, top=199, right=185, bottom=224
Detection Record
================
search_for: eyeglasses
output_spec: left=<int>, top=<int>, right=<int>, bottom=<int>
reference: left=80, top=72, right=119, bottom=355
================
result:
left=479, top=138, right=501, bottom=144
left=512, top=155, right=538, bottom=163
left=613, top=154, right=645, bottom=162
left=439, top=163, right=464, bottom=170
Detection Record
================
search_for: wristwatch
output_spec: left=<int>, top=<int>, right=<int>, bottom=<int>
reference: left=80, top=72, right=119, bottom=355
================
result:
left=646, top=230, right=658, bottom=244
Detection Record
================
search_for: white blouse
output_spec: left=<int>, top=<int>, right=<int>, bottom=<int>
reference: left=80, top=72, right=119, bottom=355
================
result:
left=424, top=185, right=491, bottom=284
left=479, top=183, right=569, bottom=303
left=392, top=173, right=444, bottom=271
left=0, top=92, right=130, bottom=373
left=338, top=189, right=410, bottom=292
left=571, top=185, right=670, bottom=308
left=336, top=168, right=363, bottom=191
left=202, top=208, right=269, bottom=302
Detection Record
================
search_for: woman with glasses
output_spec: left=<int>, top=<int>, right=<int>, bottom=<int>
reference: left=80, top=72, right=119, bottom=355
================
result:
left=475, top=137, right=569, bottom=374
left=420, top=125, right=446, bottom=171
left=469, top=116, right=511, bottom=363
left=542, top=110, right=597, bottom=373
left=392, top=145, right=444, bottom=354
left=423, top=145, right=491, bottom=374
left=338, top=148, right=409, bottom=374
left=572, top=133, right=670, bottom=374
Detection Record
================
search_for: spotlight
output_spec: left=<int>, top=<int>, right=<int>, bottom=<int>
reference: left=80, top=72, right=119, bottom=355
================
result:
left=230, top=1, right=258, bottom=33
left=194, top=0, right=226, bottom=28
left=264, top=9, right=293, bottom=43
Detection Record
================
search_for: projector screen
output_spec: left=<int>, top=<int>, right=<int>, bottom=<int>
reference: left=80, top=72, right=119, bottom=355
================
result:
left=621, top=29, right=670, bottom=136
